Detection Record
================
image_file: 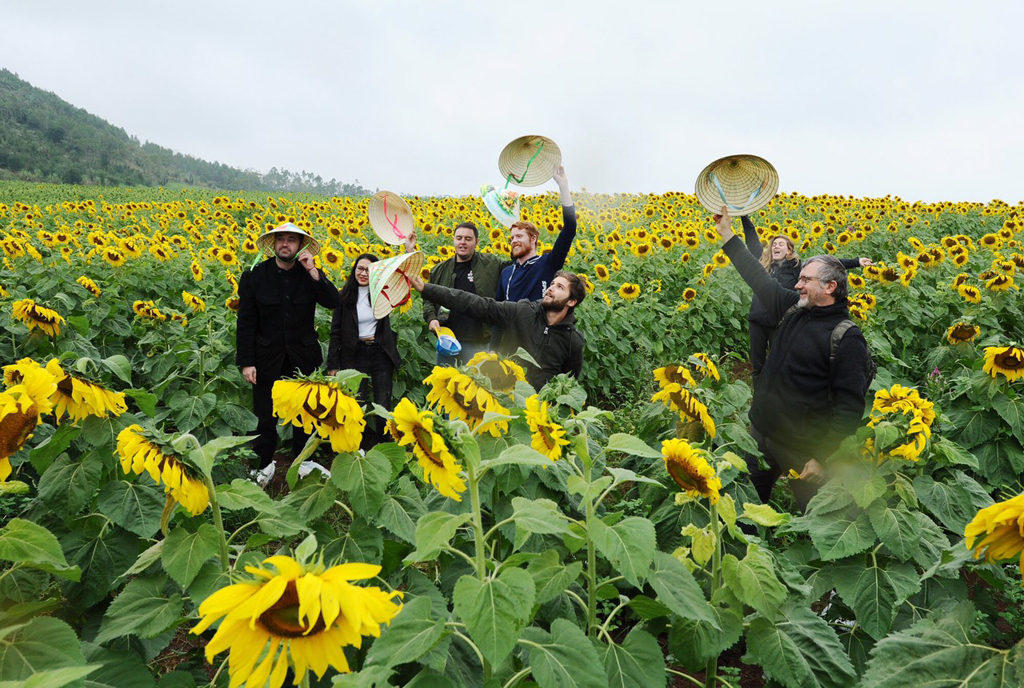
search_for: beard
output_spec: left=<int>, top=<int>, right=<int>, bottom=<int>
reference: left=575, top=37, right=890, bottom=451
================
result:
left=796, top=294, right=809, bottom=308
left=542, top=295, right=570, bottom=312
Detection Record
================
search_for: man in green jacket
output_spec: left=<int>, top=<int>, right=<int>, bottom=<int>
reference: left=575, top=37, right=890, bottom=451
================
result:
left=410, top=270, right=586, bottom=389
left=422, top=221, right=508, bottom=365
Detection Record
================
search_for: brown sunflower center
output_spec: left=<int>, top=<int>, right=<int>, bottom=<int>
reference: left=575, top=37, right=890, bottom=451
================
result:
left=0, top=406, right=39, bottom=457
left=666, top=461, right=710, bottom=494
left=413, top=426, right=444, bottom=467
left=951, top=325, right=977, bottom=341
left=995, top=352, right=1024, bottom=371
left=258, top=581, right=326, bottom=638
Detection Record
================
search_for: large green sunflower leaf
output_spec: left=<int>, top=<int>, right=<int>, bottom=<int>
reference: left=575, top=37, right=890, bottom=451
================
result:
left=742, top=604, right=857, bottom=688
left=453, top=568, right=534, bottom=667
left=521, top=618, right=606, bottom=688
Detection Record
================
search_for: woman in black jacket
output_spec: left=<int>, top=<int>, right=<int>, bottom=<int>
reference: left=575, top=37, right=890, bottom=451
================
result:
left=741, top=217, right=872, bottom=381
left=326, top=253, right=402, bottom=450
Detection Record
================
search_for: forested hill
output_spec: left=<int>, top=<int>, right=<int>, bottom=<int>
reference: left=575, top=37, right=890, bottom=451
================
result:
left=0, top=68, right=369, bottom=195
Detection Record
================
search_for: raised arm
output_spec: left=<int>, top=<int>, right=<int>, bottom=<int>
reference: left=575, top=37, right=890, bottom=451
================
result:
left=741, top=215, right=763, bottom=260
left=715, top=208, right=799, bottom=322
left=409, top=271, right=523, bottom=327
left=544, top=166, right=577, bottom=272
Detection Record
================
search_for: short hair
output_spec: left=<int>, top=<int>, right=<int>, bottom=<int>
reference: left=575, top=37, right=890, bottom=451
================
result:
left=804, top=255, right=849, bottom=299
left=555, top=270, right=587, bottom=307
left=454, top=221, right=478, bottom=240
left=509, top=220, right=539, bottom=242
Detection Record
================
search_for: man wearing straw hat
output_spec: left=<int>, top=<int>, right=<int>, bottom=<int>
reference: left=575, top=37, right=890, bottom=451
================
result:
left=713, top=208, right=871, bottom=512
left=421, top=221, right=508, bottom=365
left=492, top=165, right=576, bottom=351
left=236, top=223, right=339, bottom=483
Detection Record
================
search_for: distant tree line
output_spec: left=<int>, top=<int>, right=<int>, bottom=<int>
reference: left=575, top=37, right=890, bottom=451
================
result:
left=0, top=68, right=369, bottom=195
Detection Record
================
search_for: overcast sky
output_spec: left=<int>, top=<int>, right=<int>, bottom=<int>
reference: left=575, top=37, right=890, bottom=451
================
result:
left=4, top=1, right=1022, bottom=203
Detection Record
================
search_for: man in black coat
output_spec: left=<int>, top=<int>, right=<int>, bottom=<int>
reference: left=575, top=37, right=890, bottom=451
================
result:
left=715, top=208, right=871, bottom=511
left=236, top=224, right=339, bottom=471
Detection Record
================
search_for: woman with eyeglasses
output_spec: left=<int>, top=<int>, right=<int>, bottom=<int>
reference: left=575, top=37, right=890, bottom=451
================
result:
left=326, top=253, right=401, bottom=450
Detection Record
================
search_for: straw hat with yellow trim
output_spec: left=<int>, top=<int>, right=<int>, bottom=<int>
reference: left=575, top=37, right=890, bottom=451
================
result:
left=367, top=251, right=425, bottom=319
left=498, top=135, right=562, bottom=187
left=368, top=191, right=415, bottom=245
left=255, top=222, right=322, bottom=258
left=694, top=155, right=779, bottom=216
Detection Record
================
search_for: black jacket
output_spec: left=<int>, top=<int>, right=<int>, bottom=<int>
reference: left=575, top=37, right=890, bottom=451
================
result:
left=326, top=295, right=401, bottom=371
left=723, top=235, right=869, bottom=459
left=741, top=216, right=863, bottom=326
left=235, top=258, right=339, bottom=379
left=422, top=284, right=584, bottom=389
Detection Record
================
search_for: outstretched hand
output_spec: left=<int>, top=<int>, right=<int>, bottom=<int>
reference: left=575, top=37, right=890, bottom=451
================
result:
left=712, top=206, right=735, bottom=241
left=859, top=257, right=874, bottom=267
left=552, top=165, right=568, bottom=188
left=408, top=273, right=425, bottom=292
left=404, top=230, right=417, bottom=254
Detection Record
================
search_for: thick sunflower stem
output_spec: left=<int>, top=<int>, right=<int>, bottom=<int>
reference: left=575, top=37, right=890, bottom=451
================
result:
left=204, top=475, right=229, bottom=571
left=704, top=500, right=721, bottom=688
left=585, top=497, right=598, bottom=638
left=466, top=463, right=492, bottom=679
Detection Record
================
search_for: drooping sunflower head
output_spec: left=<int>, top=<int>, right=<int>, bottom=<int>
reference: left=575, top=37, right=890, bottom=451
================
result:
left=11, top=299, right=65, bottom=337
left=651, top=383, right=716, bottom=438
left=182, top=290, right=206, bottom=313
left=524, top=395, right=570, bottom=462
left=958, top=283, right=982, bottom=304
left=964, top=493, right=1024, bottom=576
left=983, top=345, right=1024, bottom=382
left=946, top=322, right=980, bottom=345
left=661, top=438, right=721, bottom=503
left=76, top=276, right=102, bottom=297
left=653, top=365, right=697, bottom=388
left=272, top=377, right=365, bottom=453
left=192, top=552, right=403, bottom=687
left=44, top=360, right=127, bottom=424
left=464, top=352, right=527, bottom=393
left=116, top=424, right=209, bottom=515
left=423, top=367, right=509, bottom=437
left=985, top=274, right=1016, bottom=292
left=688, top=353, right=721, bottom=382
left=392, top=398, right=465, bottom=500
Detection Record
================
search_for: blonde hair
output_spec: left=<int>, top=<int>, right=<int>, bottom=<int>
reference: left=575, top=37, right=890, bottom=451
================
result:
left=760, top=235, right=798, bottom=271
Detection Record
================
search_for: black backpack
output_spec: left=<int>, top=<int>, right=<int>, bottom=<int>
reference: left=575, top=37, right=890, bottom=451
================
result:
left=829, top=319, right=877, bottom=396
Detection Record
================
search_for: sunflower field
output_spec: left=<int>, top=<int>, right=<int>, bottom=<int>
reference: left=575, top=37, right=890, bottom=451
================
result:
left=1, top=178, right=1023, bottom=688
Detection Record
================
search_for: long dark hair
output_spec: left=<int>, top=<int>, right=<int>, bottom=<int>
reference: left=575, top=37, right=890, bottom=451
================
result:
left=338, top=253, right=379, bottom=305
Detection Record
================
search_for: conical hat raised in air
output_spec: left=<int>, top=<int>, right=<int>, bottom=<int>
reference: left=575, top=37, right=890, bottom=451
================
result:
left=368, top=191, right=415, bottom=245
left=481, top=184, right=521, bottom=228
left=368, top=251, right=424, bottom=319
left=498, top=135, right=562, bottom=187
left=694, top=155, right=779, bottom=216
left=255, top=222, right=322, bottom=258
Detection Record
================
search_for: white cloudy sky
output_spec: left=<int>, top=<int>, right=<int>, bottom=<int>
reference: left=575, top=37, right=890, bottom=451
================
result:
left=3, top=1, right=1022, bottom=202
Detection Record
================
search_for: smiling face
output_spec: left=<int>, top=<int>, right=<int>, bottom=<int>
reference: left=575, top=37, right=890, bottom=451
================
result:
left=795, top=263, right=836, bottom=308
left=542, top=275, right=577, bottom=312
left=354, top=257, right=372, bottom=286
left=453, top=227, right=478, bottom=261
left=770, top=237, right=791, bottom=262
left=510, top=226, right=538, bottom=261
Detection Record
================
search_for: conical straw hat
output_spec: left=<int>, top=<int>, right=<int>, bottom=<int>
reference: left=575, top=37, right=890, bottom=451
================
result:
left=498, top=135, right=562, bottom=187
left=368, top=191, right=415, bottom=245
left=368, top=251, right=425, bottom=319
left=694, top=155, right=779, bottom=216
left=481, top=184, right=520, bottom=228
left=255, top=222, right=322, bottom=258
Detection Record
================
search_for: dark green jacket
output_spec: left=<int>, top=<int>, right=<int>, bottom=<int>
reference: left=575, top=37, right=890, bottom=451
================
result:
left=422, top=252, right=508, bottom=339
left=422, top=284, right=584, bottom=389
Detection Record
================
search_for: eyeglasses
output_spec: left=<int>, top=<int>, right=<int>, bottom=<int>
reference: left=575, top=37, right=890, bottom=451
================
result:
left=795, top=275, right=825, bottom=285
left=355, top=266, right=370, bottom=274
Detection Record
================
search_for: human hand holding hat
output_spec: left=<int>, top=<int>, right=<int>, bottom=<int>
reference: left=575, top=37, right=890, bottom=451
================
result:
left=297, top=251, right=319, bottom=280
left=713, top=206, right=735, bottom=242
left=408, top=272, right=425, bottom=292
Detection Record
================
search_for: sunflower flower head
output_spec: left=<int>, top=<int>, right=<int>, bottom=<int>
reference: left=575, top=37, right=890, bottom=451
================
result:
left=423, top=367, right=510, bottom=437
left=392, top=398, right=465, bottom=500
left=192, top=551, right=403, bottom=688
left=617, top=283, right=641, bottom=300
left=272, top=376, right=365, bottom=453
left=983, top=345, right=1024, bottom=382
left=653, top=365, right=697, bottom=388
left=946, top=322, right=980, bottom=345
left=524, top=395, right=570, bottom=462
left=116, top=424, right=209, bottom=515
left=651, top=383, right=716, bottom=438
left=11, top=298, right=65, bottom=337
left=866, top=384, right=935, bottom=462
left=464, top=352, right=527, bottom=393
left=662, top=438, right=721, bottom=503
left=76, top=276, right=102, bottom=297
left=964, top=492, right=1024, bottom=581
left=182, top=290, right=207, bottom=313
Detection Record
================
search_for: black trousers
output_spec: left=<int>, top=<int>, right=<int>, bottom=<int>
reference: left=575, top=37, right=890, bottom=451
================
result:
left=748, top=321, right=778, bottom=381
left=351, top=343, right=395, bottom=451
left=252, top=359, right=311, bottom=469
left=745, top=426, right=819, bottom=513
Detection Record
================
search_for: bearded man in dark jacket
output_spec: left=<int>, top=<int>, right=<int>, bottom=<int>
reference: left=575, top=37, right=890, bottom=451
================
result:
left=715, top=208, right=870, bottom=511
left=236, top=224, right=339, bottom=473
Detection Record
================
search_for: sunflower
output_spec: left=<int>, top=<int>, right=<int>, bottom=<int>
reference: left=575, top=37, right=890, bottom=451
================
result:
left=464, top=352, right=526, bottom=393
left=618, top=283, right=641, bottom=300
left=985, top=274, right=1016, bottom=292
left=682, top=287, right=697, bottom=301
left=689, top=353, right=720, bottom=381
left=594, top=264, right=610, bottom=281
left=116, top=424, right=209, bottom=515
left=225, top=295, right=241, bottom=311
left=423, top=367, right=509, bottom=437
left=11, top=299, right=65, bottom=337
left=952, top=273, right=971, bottom=288
left=653, top=365, right=697, bottom=388
left=867, top=384, right=935, bottom=462
left=983, top=346, right=1024, bottom=382
left=0, top=365, right=58, bottom=483
left=651, top=383, right=716, bottom=438
left=946, top=322, right=979, bottom=345
left=272, top=377, right=365, bottom=453
left=192, top=554, right=403, bottom=688
left=48, top=360, right=127, bottom=423
left=218, top=249, right=239, bottom=266
left=102, top=247, right=125, bottom=267
left=191, top=259, right=204, bottom=281
left=964, top=493, right=1024, bottom=579
left=77, top=276, right=101, bottom=297
left=182, top=291, right=206, bottom=313
left=524, top=395, right=569, bottom=461
left=392, top=398, right=465, bottom=500
left=958, top=284, right=982, bottom=304
left=661, top=438, right=721, bottom=503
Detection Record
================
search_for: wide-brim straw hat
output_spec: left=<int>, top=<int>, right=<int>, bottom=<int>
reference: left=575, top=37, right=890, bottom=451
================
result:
left=368, top=191, right=415, bottom=245
left=694, top=155, right=779, bottom=216
left=368, top=251, right=425, bottom=319
left=481, top=185, right=520, bottom=228
left=498, top=135, right=562, bottom=187
left=256, top=222, right=322, bottom=258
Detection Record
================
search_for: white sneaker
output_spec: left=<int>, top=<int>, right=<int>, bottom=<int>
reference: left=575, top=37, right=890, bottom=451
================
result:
left=251, top=461, right=276, bottom=488
left=298, top=460, right=331, bottom=480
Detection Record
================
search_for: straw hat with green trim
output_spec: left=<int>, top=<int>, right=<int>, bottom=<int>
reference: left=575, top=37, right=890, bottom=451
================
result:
left=367, top=251, right=425, bottom=319
left=694, top=155, right=779, bottom=216
left=498, top=135, right=562, bottom=187
left=368, top=191, right=415, bottom=245
left=256, top=222, right=322, bottom=257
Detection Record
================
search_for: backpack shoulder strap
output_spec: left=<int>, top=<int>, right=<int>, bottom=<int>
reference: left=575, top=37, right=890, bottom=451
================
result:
left=830, top=319, right=856, bottom=364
